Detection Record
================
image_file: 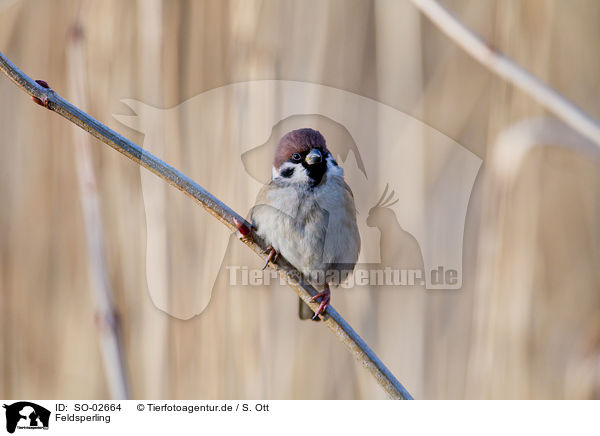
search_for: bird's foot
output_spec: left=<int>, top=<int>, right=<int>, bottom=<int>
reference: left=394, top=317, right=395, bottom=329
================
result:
left=233, top=217, right=253, bottom=242
left=311, top=285, right=330, bottom=320
left=262, top=246, right=279, bottom=270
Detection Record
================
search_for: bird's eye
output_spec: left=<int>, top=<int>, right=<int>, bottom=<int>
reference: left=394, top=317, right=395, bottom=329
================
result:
left=291, top=153, right=302, bottom=162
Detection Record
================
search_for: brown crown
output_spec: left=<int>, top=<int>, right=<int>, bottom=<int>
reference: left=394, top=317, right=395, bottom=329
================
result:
left=273, top=128, right=328, bottom=169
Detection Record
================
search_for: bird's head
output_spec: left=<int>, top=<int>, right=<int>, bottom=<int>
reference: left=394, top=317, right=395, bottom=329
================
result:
left=272, top=128, right=342, bottom=187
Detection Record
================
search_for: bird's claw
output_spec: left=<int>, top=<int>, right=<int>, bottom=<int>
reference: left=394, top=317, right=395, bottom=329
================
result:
left=310, top=286, right=331, bottom=320
left=233, top=217, right=253, bottom=242
left=262, top=246, right=279, bottom=270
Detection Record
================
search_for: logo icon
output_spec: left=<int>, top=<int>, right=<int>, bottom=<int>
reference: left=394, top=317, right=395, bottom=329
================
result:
left=3, top=402, right=50, bottom=434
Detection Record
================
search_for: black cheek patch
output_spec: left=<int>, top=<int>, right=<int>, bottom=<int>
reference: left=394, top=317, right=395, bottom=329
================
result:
left=280, top=167, right=294, bottom=178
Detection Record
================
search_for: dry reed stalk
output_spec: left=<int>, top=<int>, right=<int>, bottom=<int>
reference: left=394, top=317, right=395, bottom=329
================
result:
left=410, top=0, right=600, bottom=146
left=467, top=117, right=600, bottom=397
left=66, top=18, right=129, bottom=399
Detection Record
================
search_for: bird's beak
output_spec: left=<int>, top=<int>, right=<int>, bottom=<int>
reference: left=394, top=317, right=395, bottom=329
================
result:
left=305, top=149, right=322, bottom=165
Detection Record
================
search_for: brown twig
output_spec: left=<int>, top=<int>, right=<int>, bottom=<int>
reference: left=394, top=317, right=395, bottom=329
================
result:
left=0, top=50, right=413, bottom=400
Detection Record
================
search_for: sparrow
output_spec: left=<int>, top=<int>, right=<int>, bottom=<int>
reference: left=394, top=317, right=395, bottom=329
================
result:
left=248, top=128, right=360, bottom=320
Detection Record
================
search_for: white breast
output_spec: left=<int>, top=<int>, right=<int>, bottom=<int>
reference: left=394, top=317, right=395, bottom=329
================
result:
left=250, top=171, right=360, bottom=285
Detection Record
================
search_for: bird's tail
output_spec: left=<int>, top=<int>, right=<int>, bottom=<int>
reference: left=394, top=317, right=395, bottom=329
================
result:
left=298, top=297, right=319, bottom=321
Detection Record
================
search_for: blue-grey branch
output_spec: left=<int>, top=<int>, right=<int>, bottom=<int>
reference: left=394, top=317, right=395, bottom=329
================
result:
left=0, top=50, right=413, bottom=400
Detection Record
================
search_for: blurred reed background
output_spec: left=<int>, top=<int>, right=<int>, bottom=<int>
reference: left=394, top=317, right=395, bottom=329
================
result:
left=1, top=0, right=599, bottom=399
